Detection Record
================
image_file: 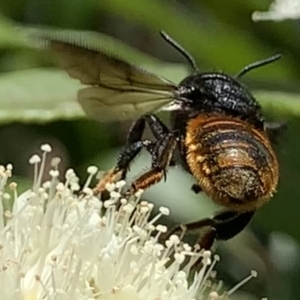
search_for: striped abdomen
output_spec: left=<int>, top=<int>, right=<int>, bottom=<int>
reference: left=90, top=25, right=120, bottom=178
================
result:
left=185, top=114, right=279, bottom=212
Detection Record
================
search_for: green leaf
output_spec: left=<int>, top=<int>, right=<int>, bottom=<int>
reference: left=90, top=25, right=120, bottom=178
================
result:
left=0, top=61, right=187, bottom=124
left=254, top=90, right=300, bottom=117
left=0, top=26, right=298, bottom=124
left=0, top=68, right=298, bottom=124
left=0, top=15, right=28, bottom=48
left=97, top=0, right=293, bottom=81
left=27, top=26, right=189, bottom=76
left=0, top=69, right=83, bottom=123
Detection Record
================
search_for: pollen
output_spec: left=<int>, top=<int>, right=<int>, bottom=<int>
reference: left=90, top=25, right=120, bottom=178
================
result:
left=40, top=143, right=52, bottom=152
left=196, top=155, right=206, bottom=163
left=189, top=143, right=198, bottom=151
left=202, top=163, right=212, bottom=175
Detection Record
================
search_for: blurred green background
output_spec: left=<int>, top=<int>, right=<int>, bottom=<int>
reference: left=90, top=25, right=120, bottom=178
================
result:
left=1, top=0, right=300, bottom=299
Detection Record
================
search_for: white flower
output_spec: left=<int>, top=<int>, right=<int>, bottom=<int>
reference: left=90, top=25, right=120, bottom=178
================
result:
left=0, top=144, right=259, bottom=300
left=252, top=0, right=300, bottom=21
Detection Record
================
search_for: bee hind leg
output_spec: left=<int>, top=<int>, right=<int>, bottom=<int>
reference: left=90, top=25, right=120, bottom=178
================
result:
left=160, top=210, right=255, bottom=250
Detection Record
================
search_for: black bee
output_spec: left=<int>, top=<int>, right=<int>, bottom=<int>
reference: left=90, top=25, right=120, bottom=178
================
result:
left=41, top=30, right=284, bottom=250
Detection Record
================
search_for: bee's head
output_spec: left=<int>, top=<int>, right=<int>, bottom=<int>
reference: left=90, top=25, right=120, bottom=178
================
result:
left=160, top=31, right=281, bottom=129
left=177, top=72, right=264, bottom=127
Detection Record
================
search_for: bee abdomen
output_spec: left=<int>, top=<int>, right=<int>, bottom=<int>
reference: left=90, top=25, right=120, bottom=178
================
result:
left=185, top=115, right=278, bottom=211
left=213, top=165, right=262, bottom=202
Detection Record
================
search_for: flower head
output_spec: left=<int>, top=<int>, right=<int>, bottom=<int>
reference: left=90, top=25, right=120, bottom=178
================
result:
left=0, top=144, right=261, bottom=300
left=252, top=0, right=300, bottom=21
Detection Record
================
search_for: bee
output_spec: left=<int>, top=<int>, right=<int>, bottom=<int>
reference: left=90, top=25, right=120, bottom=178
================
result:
left=40, top=30, right=284, bottom=250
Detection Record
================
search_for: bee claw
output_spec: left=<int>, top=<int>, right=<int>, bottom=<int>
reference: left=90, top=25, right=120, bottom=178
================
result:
left=158, top=224, right=186, bottom=244
left=93, top=168, right=123, bottom=195
left=122, top=187, right=136, bottom=198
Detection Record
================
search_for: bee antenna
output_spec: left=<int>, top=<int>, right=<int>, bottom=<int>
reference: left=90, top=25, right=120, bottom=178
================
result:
left=235, top=54, right=282, bottom=78
left=160, top=31, right=198, bottom=72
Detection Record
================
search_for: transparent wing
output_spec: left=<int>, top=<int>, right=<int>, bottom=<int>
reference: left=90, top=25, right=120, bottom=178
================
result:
left=38, top=31, right=177, bottom=122
left=78, top=87, right=174, bottom=122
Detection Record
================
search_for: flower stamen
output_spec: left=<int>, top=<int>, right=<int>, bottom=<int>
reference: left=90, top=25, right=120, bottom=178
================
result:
left=0, top=144, right=264, bottom=300
left=226, top=270, right=258, bottom=296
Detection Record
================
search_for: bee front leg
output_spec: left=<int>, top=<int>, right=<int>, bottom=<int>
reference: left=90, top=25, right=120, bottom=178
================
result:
left=94, top=114, right=175, bottom=194
left=143, top=114, right=177, bottom=166
left=161, top=210, right=255, bottom=250
left=126, top=133, right=177, bottom=195
left=93, top=117, right=147, bottom=194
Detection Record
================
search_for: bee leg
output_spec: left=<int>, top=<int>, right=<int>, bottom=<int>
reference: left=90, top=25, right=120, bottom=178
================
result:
left=191, top=184, right=202, bottom=194
left=126, top=133, right=177, bottom=195
left=144, top=114, right=170, bottom=138
left=93, top=117, right=147, bottom=194
left=161, top=210, right=254, bottom=250
left=94, top=114, right=174, bottom=194
left=143, top=114, right=177, bottom=167
left=265, top=121, right=287, bottom=144
left=198, top=210, right=255, bottom=249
